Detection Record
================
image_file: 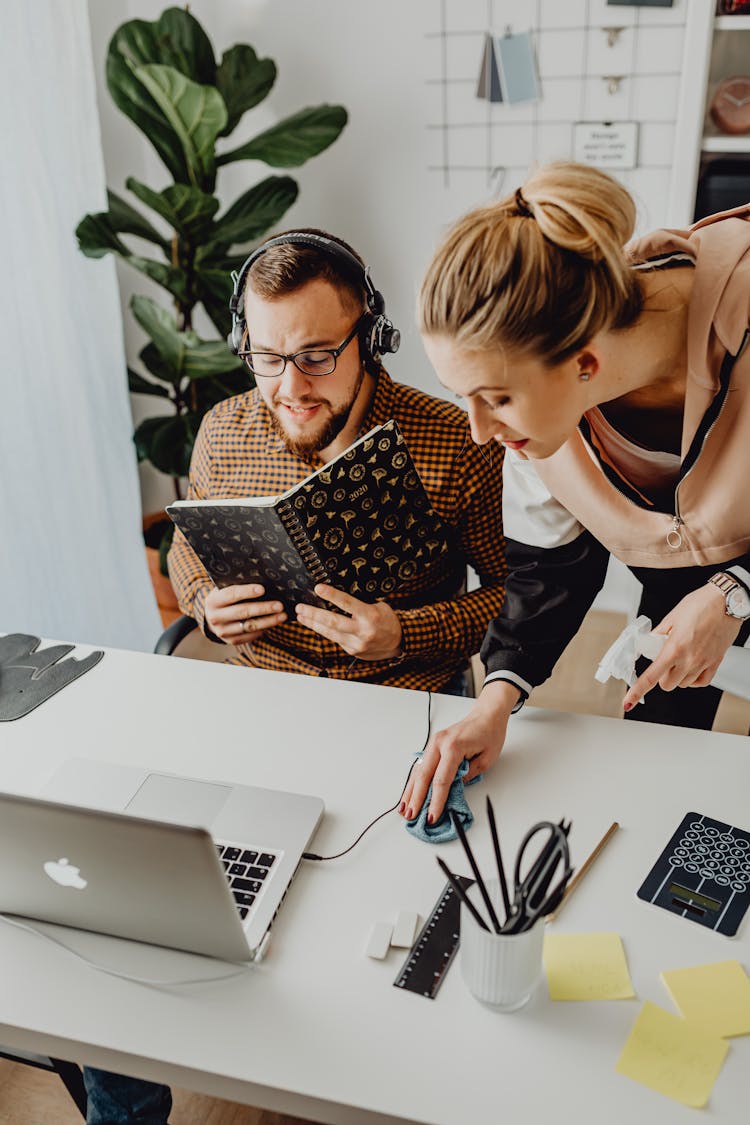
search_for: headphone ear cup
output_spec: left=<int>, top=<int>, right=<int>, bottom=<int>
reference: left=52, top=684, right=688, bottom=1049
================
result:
left=359, top=314, right=377, bottom=367
left=366, top=314, right=401, bottom=359
left=228, top=320, right=245, bottom=356
left=379, top=318, right=400, bottom=355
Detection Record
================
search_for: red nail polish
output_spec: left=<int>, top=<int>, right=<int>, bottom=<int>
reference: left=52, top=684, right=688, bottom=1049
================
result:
left=406, top=808, right=413, bottom=820
left=398, top=801, right=405, bottom=815
left=427, top=813, right=434, bottom=826
left=623, top=701, right=632, bottom=712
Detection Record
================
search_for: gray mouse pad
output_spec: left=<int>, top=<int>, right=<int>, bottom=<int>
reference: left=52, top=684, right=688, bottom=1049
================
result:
left=0, top=634, right=103, bottom=721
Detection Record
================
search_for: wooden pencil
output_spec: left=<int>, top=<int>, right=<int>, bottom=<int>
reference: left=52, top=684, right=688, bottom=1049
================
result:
left=546, top=821, right=620, bottom=922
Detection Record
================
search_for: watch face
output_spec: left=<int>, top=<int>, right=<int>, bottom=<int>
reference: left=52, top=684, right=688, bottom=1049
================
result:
left=727, top=586, right=750, bottom=618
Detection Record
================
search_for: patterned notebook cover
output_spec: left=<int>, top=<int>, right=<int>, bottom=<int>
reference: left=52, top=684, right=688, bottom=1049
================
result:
left=167, top=419, right=452, bottom=612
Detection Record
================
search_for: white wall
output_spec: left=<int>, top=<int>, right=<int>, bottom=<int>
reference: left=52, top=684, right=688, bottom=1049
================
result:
left=87, top=0, right=695, bottom=615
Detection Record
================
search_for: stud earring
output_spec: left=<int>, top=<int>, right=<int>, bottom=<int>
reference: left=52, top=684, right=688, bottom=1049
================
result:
left=579, top=372, right=591, bottom=382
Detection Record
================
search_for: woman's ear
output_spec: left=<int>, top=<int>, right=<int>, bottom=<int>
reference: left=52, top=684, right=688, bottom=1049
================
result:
left=575, top=349, right=600, bottom=383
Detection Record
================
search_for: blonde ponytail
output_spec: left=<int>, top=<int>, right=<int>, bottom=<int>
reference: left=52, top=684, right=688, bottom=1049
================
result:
left=418, top=162, right=642, bottom=365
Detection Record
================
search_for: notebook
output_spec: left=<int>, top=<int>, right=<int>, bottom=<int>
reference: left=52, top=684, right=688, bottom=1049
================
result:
left=0, top=759, right=324, bottom=962
left=167, top=418, right=452, bottom=612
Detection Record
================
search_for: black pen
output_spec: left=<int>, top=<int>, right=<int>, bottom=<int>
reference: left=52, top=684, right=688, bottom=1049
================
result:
left=486, top=796, right=511, bottom=927
left=449, top=810, right=502, bottom=934
left=436, top=858, right=489, bottom=932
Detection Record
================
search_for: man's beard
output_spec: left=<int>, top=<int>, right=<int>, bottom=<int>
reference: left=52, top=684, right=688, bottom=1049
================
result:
left=268, top=369, right=365, bottom=460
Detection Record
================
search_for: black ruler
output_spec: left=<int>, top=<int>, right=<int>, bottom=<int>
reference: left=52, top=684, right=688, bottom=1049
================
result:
left=393, top=876, right=473, bottom=1000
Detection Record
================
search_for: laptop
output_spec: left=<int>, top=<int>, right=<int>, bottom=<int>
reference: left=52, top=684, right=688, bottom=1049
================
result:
left=0, top=759, right=324, bottom=962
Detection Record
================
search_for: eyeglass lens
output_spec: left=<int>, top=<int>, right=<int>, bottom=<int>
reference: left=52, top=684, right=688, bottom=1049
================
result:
left=244, top=350, right=337, bottom=378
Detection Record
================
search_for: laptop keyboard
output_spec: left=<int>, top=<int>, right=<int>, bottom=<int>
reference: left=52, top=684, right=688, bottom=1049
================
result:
left=215, top=843, right=278, bottom=922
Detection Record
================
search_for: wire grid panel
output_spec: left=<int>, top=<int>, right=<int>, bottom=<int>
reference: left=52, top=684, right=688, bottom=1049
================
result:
left=426, top=0, right=687, bottom=213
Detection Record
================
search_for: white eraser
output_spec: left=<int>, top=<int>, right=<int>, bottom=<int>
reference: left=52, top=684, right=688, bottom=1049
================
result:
left=366, top=921, right=393, bottom=960
left=391, top=910, right=420, bottom=948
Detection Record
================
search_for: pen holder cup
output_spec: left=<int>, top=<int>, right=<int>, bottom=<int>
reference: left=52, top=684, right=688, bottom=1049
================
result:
left=460, top=881, right=544, bottom=1010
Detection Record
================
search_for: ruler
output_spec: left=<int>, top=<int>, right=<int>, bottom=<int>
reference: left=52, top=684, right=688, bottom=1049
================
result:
left=393, top=876, right=473, bottom=1000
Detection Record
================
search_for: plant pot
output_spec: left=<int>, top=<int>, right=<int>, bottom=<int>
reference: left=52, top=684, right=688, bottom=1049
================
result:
left=143, top=512, right=181, bottom=629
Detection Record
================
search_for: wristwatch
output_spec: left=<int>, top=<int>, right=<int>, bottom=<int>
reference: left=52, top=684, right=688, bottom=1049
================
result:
left=707, top=572, right=750, bottom=620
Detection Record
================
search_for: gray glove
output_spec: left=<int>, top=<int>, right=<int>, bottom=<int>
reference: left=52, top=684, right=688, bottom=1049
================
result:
left=0, top=634, right=103, bottom=721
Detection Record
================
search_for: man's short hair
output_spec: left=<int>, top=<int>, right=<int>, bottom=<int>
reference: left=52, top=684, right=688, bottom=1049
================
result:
left=245, top=228, right=367, bottom=315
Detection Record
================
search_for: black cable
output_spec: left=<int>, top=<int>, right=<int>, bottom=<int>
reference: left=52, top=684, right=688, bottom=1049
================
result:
left=302, top=692, right=432, bottom=861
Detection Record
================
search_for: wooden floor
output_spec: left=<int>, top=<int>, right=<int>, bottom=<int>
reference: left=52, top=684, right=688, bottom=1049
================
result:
left=2, top=611, right=747, bottom=1124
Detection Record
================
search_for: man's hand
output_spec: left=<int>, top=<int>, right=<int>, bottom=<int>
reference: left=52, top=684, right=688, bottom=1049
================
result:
left=294, top=584, right=402, bottom=661
left=399, top=680, right=520, bottom=824
left=623, top=584, right=742, bottom=711
left=204, top=584, right=287, bottom=646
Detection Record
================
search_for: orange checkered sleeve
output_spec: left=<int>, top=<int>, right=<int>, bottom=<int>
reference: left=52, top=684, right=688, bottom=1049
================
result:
left=167, top=371, right=506, bottom=693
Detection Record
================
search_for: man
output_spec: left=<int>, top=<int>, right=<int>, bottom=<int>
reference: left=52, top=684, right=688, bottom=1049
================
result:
left=167, top=229, right=507, bottom=694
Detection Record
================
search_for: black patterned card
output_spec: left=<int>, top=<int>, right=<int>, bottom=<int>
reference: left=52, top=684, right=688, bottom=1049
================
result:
left=168, top=420, right=452, bottom=612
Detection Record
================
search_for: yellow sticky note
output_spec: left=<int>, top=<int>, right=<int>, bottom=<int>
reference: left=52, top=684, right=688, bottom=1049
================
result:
left=662, top=960, right=750, bottom=1039
left=543, top=931, right=634, bottom=1000
left=616, top=1001, right=729, bottom=1108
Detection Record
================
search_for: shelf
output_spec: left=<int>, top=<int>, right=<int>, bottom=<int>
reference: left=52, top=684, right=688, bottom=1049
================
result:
left=714, top=15, right=750, bottom=31
left=702, top=134, right=750, bottom=153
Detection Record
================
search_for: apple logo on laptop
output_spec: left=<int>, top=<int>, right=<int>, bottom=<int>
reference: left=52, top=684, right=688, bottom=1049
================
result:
left=43, top=857, right=87, bottom=890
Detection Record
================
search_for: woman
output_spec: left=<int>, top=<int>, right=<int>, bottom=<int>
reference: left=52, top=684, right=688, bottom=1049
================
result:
left=400, top=162, right=750, bottom=826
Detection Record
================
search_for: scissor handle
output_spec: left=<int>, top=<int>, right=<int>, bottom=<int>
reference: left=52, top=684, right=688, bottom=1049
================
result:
left=506, top=821, right=570, bottom=933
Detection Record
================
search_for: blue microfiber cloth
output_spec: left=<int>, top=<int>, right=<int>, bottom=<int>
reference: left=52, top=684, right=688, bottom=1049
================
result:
left=405, top=757, right=481, bottom=843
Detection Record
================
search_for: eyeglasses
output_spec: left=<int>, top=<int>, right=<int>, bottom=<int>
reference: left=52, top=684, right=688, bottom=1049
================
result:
left=238, top=314, right=366, bottom=378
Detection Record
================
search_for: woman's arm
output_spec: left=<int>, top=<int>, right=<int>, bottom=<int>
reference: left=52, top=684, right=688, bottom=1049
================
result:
left=400, top=452, right=611, bottom=823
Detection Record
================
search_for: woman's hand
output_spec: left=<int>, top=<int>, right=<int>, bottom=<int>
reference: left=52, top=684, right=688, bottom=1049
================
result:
left=623, top=584, right=742, bottom=710
left=399, top=680, right=520, bottom=824
left=205, top=584, right=287, bottom=646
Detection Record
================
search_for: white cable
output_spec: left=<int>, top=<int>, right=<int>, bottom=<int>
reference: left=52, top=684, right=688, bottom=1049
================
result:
left=0, top=913, right=250, bottom=986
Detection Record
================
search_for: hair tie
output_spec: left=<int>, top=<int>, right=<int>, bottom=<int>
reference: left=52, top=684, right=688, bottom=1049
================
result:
left=514, top=188, right=534, bottom=219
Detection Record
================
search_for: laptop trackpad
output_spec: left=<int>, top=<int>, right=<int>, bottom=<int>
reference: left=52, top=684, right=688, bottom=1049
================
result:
left=126, top=773, right=232, bottom=828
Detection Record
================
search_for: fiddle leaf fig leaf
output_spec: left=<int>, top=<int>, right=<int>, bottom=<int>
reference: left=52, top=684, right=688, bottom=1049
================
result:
left=215, top=45, right=276, bottom=135
left=126, top=178, right=219, bottom=240
left=106, top=51, right=189, bottom=184
left=207, top=175, right=298, bottom=250
left=76, top=212, right=130, bottom=259
left=183, top=340, right=243, bottom=380
left=134, top=64, right=227, bottom=186
left=134, top=413, right=196, bottom=476
left=129, top=256, right=188, bottom=302
left=151, top=7, right=216, bottom=83
left=217, top=105, right=347, bottom=168
left=106, top=189, right=169, bottom=249
left=108, top=8, right=216, bottom=84
left=127, top=367, right=171, bottom=397
left=139, top=342, right=182, bottom=387
left=131, top=295, right=185, bottom=372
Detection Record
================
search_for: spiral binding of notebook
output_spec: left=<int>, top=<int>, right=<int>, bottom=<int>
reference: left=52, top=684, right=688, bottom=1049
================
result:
left=276, top=500, right=330, bottom=586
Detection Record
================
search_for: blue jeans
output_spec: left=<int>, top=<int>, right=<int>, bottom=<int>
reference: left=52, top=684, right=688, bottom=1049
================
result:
left=83, top=1067, right=172, bottom=1124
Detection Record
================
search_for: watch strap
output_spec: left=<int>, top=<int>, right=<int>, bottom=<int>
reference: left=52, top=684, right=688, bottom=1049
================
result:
left=708, top=571, right=739, bottom=598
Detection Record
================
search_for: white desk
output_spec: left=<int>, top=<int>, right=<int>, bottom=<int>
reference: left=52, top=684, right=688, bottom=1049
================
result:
left=1, top=644, right=748, bottom=1124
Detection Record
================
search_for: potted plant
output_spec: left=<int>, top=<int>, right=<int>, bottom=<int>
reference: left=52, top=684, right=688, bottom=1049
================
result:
left=76, top=6, right=347, bottom=620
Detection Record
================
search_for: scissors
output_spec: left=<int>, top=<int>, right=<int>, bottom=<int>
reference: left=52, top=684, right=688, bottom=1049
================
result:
left=502, top=820, right=573, bottom=934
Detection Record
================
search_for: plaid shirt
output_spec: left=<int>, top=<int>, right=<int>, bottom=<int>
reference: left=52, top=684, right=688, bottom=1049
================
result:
left=168, top=369, right=506, bottom=691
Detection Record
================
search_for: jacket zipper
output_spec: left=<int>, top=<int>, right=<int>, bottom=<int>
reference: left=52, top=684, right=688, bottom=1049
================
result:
left=667, top=332, right=748, bottom=549
left=668, top=413, right=721, bottom=550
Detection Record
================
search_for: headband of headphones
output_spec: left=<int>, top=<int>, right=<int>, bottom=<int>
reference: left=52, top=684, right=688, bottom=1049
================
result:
left=227, top=231, right=400, bottom=368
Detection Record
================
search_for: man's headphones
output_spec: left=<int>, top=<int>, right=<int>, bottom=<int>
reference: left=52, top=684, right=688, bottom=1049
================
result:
left=227, top=231, right=400, bottom=370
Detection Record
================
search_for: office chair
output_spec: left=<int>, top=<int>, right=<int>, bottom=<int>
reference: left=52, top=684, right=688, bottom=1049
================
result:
left=154, top=614, right=198, bottom=656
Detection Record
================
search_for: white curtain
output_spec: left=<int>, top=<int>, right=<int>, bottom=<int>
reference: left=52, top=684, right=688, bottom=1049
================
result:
left=0, top=1, right=161, bottom=650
